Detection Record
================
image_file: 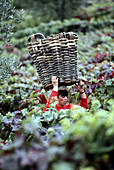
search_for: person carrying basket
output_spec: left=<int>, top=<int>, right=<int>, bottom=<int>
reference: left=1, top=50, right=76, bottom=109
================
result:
left=44, top=76, right=88, bottom=111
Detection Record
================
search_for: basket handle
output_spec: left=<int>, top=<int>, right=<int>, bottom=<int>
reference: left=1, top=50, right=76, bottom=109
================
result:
left=35, top=33, right=45, bottom=41
left=28, top=33, right=45, bottom=43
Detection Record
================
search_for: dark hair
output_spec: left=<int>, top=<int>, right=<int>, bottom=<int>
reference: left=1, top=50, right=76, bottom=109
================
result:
left=58, top=89, right=68, bottom=97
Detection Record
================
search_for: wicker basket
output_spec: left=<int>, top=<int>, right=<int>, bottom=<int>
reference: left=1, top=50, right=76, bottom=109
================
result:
left=27, top=32, right=78, bottom=89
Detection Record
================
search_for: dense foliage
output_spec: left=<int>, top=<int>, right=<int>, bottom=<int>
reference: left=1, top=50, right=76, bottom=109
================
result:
left=0, top=0, right=23, bottom=42
left=0, top=1, right=114, bottom=170
left=0, top=0, right=23, bottom=83
left=14, top=0, right=84, bottom=21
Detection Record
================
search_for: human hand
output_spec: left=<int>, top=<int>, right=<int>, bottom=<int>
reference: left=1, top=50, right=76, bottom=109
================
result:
left=52, top=76, right=58, bottom=91
left=78, top=79, right=85, bottom=92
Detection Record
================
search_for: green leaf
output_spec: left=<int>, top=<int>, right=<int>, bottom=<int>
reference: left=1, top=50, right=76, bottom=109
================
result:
left=52, top=162, right=75, bottom=170
left=22, top=116, right=42, bottom=133
left=21, top=108, right=29, bottom=116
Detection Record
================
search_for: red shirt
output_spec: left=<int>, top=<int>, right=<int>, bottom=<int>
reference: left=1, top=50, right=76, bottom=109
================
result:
left=44, top=90, right=88, bottom=111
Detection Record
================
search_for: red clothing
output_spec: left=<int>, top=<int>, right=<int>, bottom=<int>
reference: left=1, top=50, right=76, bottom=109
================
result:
left=44, top=90, right=88, bottom=111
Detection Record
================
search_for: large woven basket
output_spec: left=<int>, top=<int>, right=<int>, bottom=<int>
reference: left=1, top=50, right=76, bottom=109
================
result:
left=27, top=32, right=78, bottom=89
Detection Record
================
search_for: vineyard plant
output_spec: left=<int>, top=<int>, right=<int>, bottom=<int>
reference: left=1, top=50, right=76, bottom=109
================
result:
left=0, top=1, right=114, bottom=170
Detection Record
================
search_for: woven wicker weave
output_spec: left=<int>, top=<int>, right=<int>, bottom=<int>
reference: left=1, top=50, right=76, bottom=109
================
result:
left=27, top=32, right=78, bottom=89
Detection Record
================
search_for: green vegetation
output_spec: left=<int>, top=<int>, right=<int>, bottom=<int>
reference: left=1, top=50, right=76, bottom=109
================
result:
left=0, top=0, right=114, bottom=170
left=0, top=0, right=23, bottom=82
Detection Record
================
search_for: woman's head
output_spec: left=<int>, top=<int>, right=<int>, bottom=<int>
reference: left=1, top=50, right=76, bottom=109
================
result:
left=57, top=89, right=68, bottom=106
